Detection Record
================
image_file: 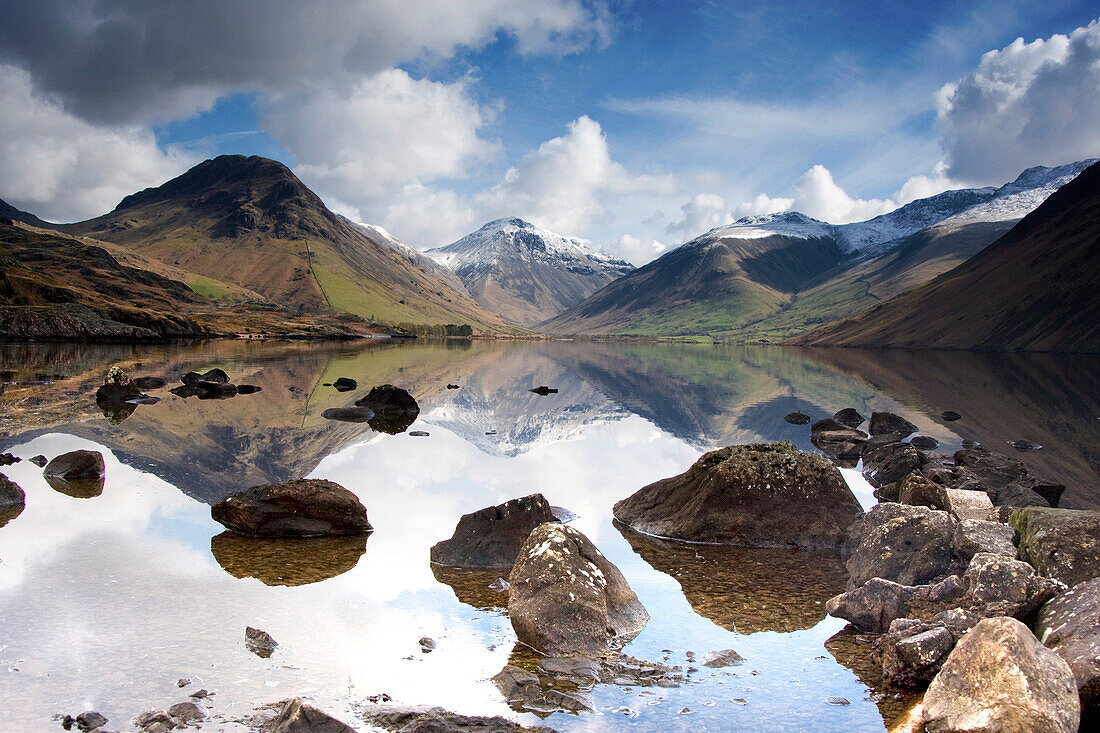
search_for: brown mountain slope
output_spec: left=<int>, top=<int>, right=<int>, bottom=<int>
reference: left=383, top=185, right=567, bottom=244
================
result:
left=62, top=156, right=510, bottom=331
left=0, top=198, right=52, bottom=228
left=793, top=161, right=1100, bottom=353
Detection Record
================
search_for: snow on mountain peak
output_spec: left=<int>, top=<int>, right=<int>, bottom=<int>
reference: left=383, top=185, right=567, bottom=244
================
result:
left=700, top=211, right=835, bottom=243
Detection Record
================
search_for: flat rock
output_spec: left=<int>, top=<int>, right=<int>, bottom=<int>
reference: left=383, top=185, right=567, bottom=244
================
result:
left=952, top=519, right=1016, bottom=561
left=271, top=697, right=355, bottom=732
left=1010, top=507, right=1100, bottom=587
left=869, top=412, right=918, bottom=438
left=212, top=479, right=372, bottom=538
left=508, top=523, right=648, bottom=657
left=922, top=617, right=1079, bottom=733
left=614, top=441, right=863, bottom=551
left=1036, top=577, right=1100, bottom=712
left=431, top=493, right=556, bottom=568
left=43, top=449, right=104, bottom=480
left=942, top=488, right=995, bottom=522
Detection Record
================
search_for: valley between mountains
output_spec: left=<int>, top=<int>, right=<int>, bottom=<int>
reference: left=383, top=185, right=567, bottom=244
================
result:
left=1, top=154, right=1097, bottom=352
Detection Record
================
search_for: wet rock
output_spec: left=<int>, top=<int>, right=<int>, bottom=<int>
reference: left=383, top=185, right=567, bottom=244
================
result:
left=845, top=503, right=959, bottom=589
left=529, top=386, right=558, bottom=396
left=922, top=617, right=1079, bottom=733
left=28, top=454, right=47, bottom=467
left=940, top=411, right=962, bottom=422
left=954, top=445, right=1063, bottom=508
left=0, top=472, right=24, bottom=508
left=76, top=712, right=108, bottom=731
left=951, top=519, right=1016, bottom=561
left=862, top=442, right=925, bottom=488
left=200, top=368, right=230, bottom=383
left=44, top=449, right=104, bottom=480
left=492, top=664, right=542, bottom=699
left=419, top=636, right=436, bottom=653
left=492, top=663, right=594, bottom=713
left=703, top=649, right=744, bottom=668
left=869, top=412, right=918, bottom=438
left=942, top=488, right=995, bottom=522
left=431, top=493, right=556, bottom=569
left=133, top=376, right=166, bottom=390
left=245, top=626, right=278, bottom=658
left=332, top=377, right=357, bottom=392
left=212, top=479, right=372, bottom=538
left=537, top=656, right=602, bottom=682
left=1010, top=507, right=1100, bottom=587
left=897, top=473, right=947, bottom=509
left=362, top=704, right=557, bottom=732
left=180, top=371, right=203, bottom=385
left=354, top=384, right=420, bottom=434
left=910, top=435, right=939, bottom=451
left=408, top=430, right=429, bottom=437
left=508, top=523, right=648, bottom=657
left=833, top=408, right=864, bottom=428
left=1011, top=439, right=1042, bottom=451
left=1036, top=577, right=1100, bottom=712
left=446, top=383, right=460, bottom=390
left=783, top=411, right=810, bottom=425
left=271, top=697, right=355, bottom=733
left=879, top=620, right=956, bottom=688
left=320, top=407, right=375, bottom=423
left=166, top=702, right=203, bottom=724
left=235, top=384, right=262, bottom=395
left=614, top=441, right=863, bottom=551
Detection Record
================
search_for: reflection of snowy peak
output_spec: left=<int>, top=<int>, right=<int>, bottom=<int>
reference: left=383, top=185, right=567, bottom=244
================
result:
left=689, top=160, right=1095, bottom=255
left=425, top=218, right=635, bottom=327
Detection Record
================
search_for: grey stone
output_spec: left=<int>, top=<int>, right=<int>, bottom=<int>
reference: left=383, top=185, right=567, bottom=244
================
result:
left=1010, top=507, right=1100, bottom=588
left=271, top=698, right=355, bottom=732
left=952, top=519, right=1016, bottom=561
left=430, top=494, right=556, bottom=569
left=1036, top=577, right=1100, bottom=712
left=845, top=503, right=959, bottom=590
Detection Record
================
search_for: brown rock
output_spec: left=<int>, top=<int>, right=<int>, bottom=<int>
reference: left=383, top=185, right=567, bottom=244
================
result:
left=431, top=494, right=556, bottom=568
left=1036, top=577, right=1100, bottom=712
left=271, top=697, right=355, bottom=732
left=211, top=479, right=372, bottom=538
left=869, top=412, right=918, bottom=438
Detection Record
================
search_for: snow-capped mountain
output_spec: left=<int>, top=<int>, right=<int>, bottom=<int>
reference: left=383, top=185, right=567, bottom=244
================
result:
left=426, top=218, right=635, bottom=327
left=340, top=216, right=471, bottom=297
left=689, top=160, right=1096, bottom=256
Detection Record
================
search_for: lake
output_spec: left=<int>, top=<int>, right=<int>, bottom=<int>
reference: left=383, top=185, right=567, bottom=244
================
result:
left=1, top=340, right=1096, bottom=732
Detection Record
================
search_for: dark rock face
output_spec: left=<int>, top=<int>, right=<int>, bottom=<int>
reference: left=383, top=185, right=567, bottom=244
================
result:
left=0, top=472, right=24, bottom=508
left=897, top=473, right=947, bottom=509
left=869, top=412, right=918, bottom=438
left=954, top=446, right=1064, bottom=508
left=211, top=479, right=373, bottom=538
left=508, top=523, right=648, bottom=657
left=833, top=408, right=865, bottom=428
left=1036, top=578, right=1100, bottom=712
left=614, top=442, right=863, bottom=551
left=43, top=450, right=104, bottom=479
left=879, top=619, right=955, bottom=688
left=430, top=493, right=556, bottom=568
left=910, top=435, right=939, bottom=451
left=332, top=377, right=357, bottom=392
left=810, top=418, right=868, bottom=461
left=862, top=442, right=925, bottom=488
left=493, top=664, right=593, bottom=713
left=320, top=407, right=375, bottom=423
left=940, top=411, right=962, bottom=421
left=845, top=503, right=959, bottom=589
left=922, top=617, right=1079, bottom=733
left=529, top=386, right=558, bottom=395
left=245, top=626, right=278, bottom=658
left=354, top=384, right=419, bottom=434
left=271, top=697, right=355, bottom=732
left=1011, top=507, right=1100, bottom=588
left=784, top=411, right=810, bottom=425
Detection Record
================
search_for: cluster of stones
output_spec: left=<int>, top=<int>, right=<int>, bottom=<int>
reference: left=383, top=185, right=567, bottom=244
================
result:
left=169, top=367, right=261, bottom=400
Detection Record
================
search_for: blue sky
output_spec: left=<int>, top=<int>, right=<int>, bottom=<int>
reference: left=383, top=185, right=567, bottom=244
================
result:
left=1, top=1, right=1098, bottom=262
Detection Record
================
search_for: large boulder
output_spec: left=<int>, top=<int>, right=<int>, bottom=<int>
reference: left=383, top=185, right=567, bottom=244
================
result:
left=430, top=494, right=556, bottom=568
left=355, top=384, right=420, bottom=434
left=869, top=411, right=918, bottom=438
left=211, top=479, right=373, bottom=538
left=922, top=617, right=1080, bottom=733
left=962, top=552, right=1062, bottom=624
left=845, top=503, right=959, bottom=589
left=43, top=449, right=104, bottom=479
left=879, top=618, right=956, bottom=688
left=1010, top=507, right=1100, bottom=588
left=1036, top=578, right=1100, bottom=712
left=508, top=523, right=648, bottom=657
left=826, top=575, right=966, bottom=633
left=862, top=442, right=925, bottom=488
left=613, top=442, right=863, bottom=552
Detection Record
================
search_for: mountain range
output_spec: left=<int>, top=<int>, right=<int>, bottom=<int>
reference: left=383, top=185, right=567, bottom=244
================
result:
left=2, top=154, right=1096, bottom=351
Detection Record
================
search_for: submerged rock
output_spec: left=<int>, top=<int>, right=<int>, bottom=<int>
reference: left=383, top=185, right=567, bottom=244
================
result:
left=833, top=408, right=865, bottom=428
left=354, top=384, right=420, bottom=434
left=783, top=411, right=811, bottom=425
left=332, top=377, right=357, bottom=392
left=869, top=412, right=918, bottom=438
left=133, top=376, right=166, bottom=390
left=529, top=386, right=559, bottom=396
left=1036, top=578, right=1100, bottom=712
left=508, top=523, right=648, bottom=657
left=1010, top=507, right=1100, bottom=587
left=271, top=697, right=354, bottom=733
left=614, top=442, right=863, bottom=551
left=211, top=532, right=367, bottom=586
left=940, top=411, right=962, bottom=422
left=702, top=649, right=744, bottom=668
left=431, top=493, right=556, bottom=569
left=235, top=384, right=262, bottom=395
left=922, top=617, right=1079, bottom=733
left=320, top=406, right=375, bottom=423
left=211, top=479, right=372, bottom=538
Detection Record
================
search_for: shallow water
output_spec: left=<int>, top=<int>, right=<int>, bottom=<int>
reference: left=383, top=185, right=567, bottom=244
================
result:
left=0, top=340, right=1096, bottom=731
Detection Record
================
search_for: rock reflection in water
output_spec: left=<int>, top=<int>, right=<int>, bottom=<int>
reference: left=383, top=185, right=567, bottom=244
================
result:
left=825, top=626, right=921, bottom=727
left=0, top=502, right=24, bottom=529
left=44, top=475, right=104, bottom=498
left=210, top=531, right=367, bottom=586
left=430, top=565, right=508, bottom=611
left=616, top=522, right=848, bottom=634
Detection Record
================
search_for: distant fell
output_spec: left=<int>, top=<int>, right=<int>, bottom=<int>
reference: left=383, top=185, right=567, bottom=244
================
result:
left=792, top=160, right=1100, bottom=352
left=0, top=198, right=52, bottom=228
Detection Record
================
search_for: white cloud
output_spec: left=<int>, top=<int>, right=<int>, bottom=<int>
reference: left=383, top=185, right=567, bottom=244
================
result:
left=0, top=65, right=194, bottom=222
left=380, top=183, right=479, bottom=250
left=731, top=165, right=896, bottom=225
left=262, top=69, right=498, bottom=204
left=665, top=193, right=733, bottom=239
left=606, top=234, right=666, bottom=265
left=938, top=20, right=1100, bottom=182
left=895, top=160, right=970, bottom=205
left=0, top=0, right=606, bottom=124
left=474, top=115, right=675, bottom=236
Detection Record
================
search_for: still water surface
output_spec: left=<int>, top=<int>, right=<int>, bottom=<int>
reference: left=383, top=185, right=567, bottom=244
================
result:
left=0, top=340, right=1096, bottom=731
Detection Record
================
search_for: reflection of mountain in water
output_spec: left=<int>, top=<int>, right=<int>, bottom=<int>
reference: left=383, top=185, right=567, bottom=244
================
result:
left=422, top=346, right=628, bottom=457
